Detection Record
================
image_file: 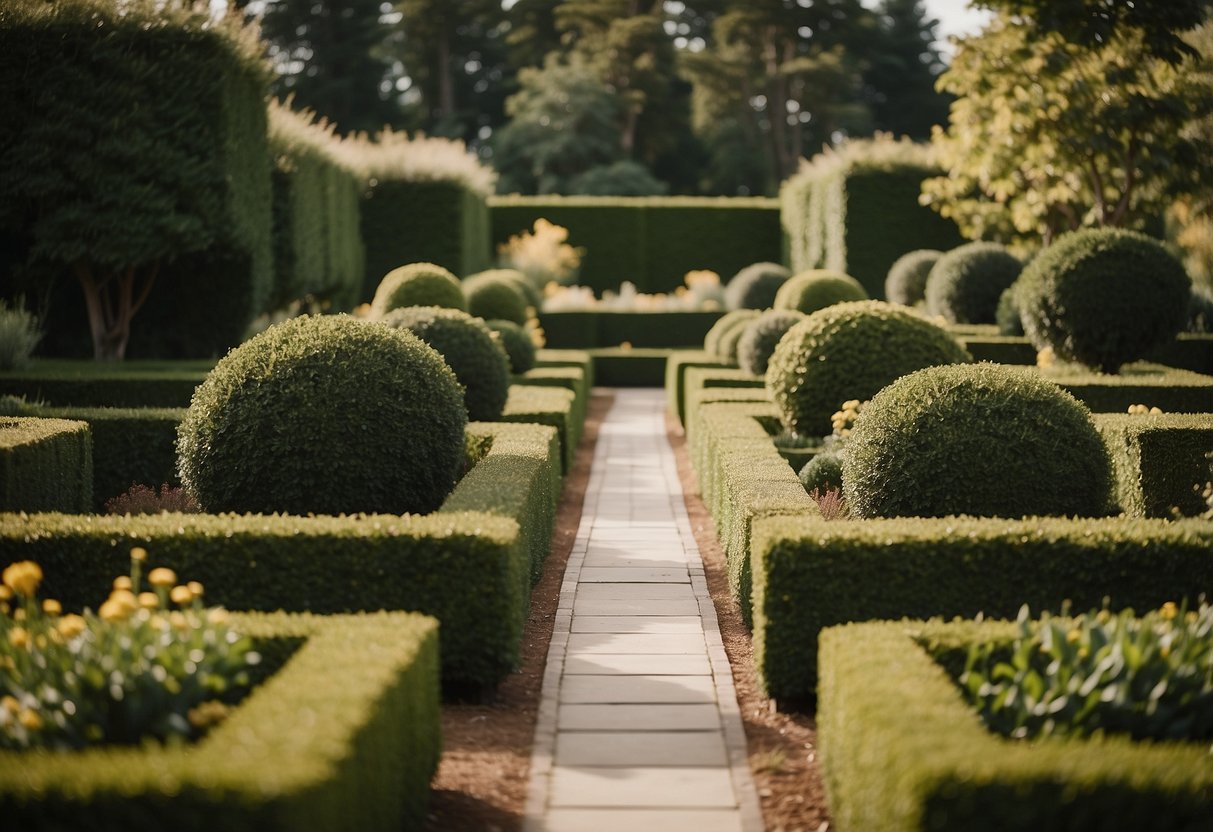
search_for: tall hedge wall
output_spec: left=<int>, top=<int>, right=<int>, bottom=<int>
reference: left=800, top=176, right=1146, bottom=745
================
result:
left=0, top=0, right=272, bottom=359
left=489, top=196, right=781, bottom=294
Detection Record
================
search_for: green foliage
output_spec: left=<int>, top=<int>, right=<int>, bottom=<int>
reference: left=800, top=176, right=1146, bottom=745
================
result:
left=0, top=360, right=210, bottom=408
left=467, top=268, right=542, bottom=311
left=884, top=249, right=940, bottom=306
left=500, top=384, right=580, bottom=472
left=736, top=310, right=804, bottom=376
left=818, top=619, right=1213, bottom=832
left=773, top=270, right=869, bottom=315
left=996, top=285, right=1025, bottom=335
left=370, top=262, right=466, bottom=317
left=703, top=310, right=760, bottom=363
left=177, top=315, right=466, bottom=515
left=724, top=262, right=792, bottom=311
left=1017, top=229, right=1191, bottom=374
left=0, top=300, right=39, bottom=371
left=380, top=306, right=510, bottom=421
left=752, top=513, right=1213, bottom=701
left=925, top=242, right=1023, bottom=324
left=959, top=602, right=1213, bottom=742
left=104, top=484, right=198, bottom=516
left=1189, top=286, right=1213, bottom=334
left=0, top=611, right=441, bottom=831
left=843, top=363, right=1113, bottom=518
left=665, top=349, right=727, bottom=426
left=0, top=417, right=91, bottom=513
left=1044, top=361, right=1213, bottom=414
left=568, top=161, right=669, bottom=196
left=765, top=300, right=971, bottom=438
left=798, top=451, right=843, bottom=495
left=462, top=276, right=526, bottom=327
left=487, top=319, right=537, bottom=374
left=1094, top=413, right=1213, bottom=518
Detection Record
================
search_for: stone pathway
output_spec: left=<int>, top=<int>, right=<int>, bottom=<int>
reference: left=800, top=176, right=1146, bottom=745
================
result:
left=525, top=389, right=763, bottom=832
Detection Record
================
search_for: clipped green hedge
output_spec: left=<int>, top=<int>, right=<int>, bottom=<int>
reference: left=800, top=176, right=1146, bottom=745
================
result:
left=752, top=514, right=1213, bottom=703
left=0, top=359, right=212, bottom=408
left=681, top=366, right=764, bottom=439
left=361, top=180, right=490, bottom=302
left=819, top=618, right=1213, bottom=832
left=0, top=611, right=441, bottom=832
left=586, top=347, right=669, bottom=387
left=0, top=416, right=91, bottom=513
left=489, top=196, right=781, bottom=294
left=665, top=350, right=727, bottom=426
left=1094, top=413, right=1213, bottom=518
left=22, top=405, right=184, bottom=510
left=500, top=384, right=580, bottom=473
left=513, top=366, right=589, bottom=441
left=540, top=310, right=726, bottom=350
left=535, top=349, right=595, bottom=389
left=957, top=334, right=1037, bottom=365
left=1041, top=362, right=1213, bottom=413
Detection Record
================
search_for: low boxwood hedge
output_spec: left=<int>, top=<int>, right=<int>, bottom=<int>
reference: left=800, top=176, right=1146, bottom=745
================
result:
left=0, top=612, right=439, bottom=831
left=0, top=416, right=91, bottom=513
left=1041, top=362, right=1213, bottom=413
left=682, top=366, right=764, bottom=437
left=819, top=618, right=1213, bottom=832
left=587, top=347, right=669, bottom=387
left=0, top=360, right=212, bottom=408
left=752, top=515, right=1213, bottom=703
left=535, top=349, right=595, bottom=390
left=512, top=366, right=589, bottom=441
left=1094, top=413, right=1213, bottom=518
left=500, top=384, right=580, bottom=472
left=664, top=350, right=727, bottom=426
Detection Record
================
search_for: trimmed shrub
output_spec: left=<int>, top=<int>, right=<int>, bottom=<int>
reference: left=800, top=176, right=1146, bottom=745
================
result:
left=766, top=300, right=972, bottom=438
left=1095, top=413, right=1213, bottom=518
left=799, top=451, right=842, bottom=494
left=370, top=262, right=465, bottom=317
left=488, top=319, right=537, bottom=374
left=773, top=270, right=869, bottom=315
left=717, top=318, right=756, bottom=366
left=500, top=384, right=579, bottom=472
left=1043, top=361, right=1213, bottom=414
left=0, top=417, right=91, bottom=513
left=464, top=273, right=529, bottom=325
left=884, top=249, right=941, bottom=306
left=843, top=363, right=1113, bottom=518
left=381, top=306, right=511, bottom=421
left=468, top=268, right=542, bottom=311
left=725, top=262, right=792, bottom=310
left=1018, top=229, right=1191, bottom=373
left=0, top=360, right=210, bottom=408
left=996, top=285, right=1025, bottom=335
left=666, top=349, right=727, bottom=425
left=177, top=315, right=466, bottom=515
left=703, top=309, right=760, bottom=359
left=925, top=242, right=1023, bottom=324
left=737, top=310, right=805, bottom=376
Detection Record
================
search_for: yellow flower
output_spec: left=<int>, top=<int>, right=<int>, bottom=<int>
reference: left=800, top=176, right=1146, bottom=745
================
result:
left=18, top=709, right=42, bottom=731
left=100, top=589, right=138, bottom=622
left=1159, top=601, right=1178, bottom=621
left=1185, top=611, right=1199, bottom=625
left=1066, top=629, right=1081, bottom=644
left=187, top=581, right=204, bottom=598
left=2, top=561, right=42, bottom=597
left=112, top=576, right=133, bottom=592
left=1160, top=644, right=1172, bottom=658
left=0, top=586, right=11, bottom=602
left=138, top=592, right=160, bottom=610
left=147, top=568, right=177, bottom=589
left=207, top=608, right=230, bottom=625
left=1036, top=347, right=1055, bottom=369
left=1, top=695, right=18, bottom=715
left=619, top=341, right=632, bottom=351
left=130, top=547, right=148, bottom=562
left=57, top=614, right=86, bottom=639
left=170, top=585, right=193, bottom=606
left=41, top=599, right=62, bottom=616
left=842, top=400, right=860, bottom=410
left=170, top=611, right=190, bottom=630
left=1149, top=406, right=1163, bottom=415
left=8, top=627, right=29, bottom=649
left=1096, top=609, right=1112, bottom=624
left=12, top=608, right=25, bottom=622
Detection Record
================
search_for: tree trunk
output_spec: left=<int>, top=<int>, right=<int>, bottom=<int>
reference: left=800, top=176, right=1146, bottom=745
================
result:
left=73, top=261, right=159, bottom=362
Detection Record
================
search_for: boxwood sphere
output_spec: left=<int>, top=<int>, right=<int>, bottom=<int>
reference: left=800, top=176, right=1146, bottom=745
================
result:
left=996, top=286, right=1025, bottom=335
left=724, top=262, right=792, bottom=310
left=766, top=300, right=972, bottom=438
left=177, top=315, right=467, bottom=516
left=486, top=318, right=537, bottom=373
left=799, top=451, right=843, bottom=494
left=885, top=249, right=942, bottom=306
left=463, top=274, right=529, bottom=325
left=370, top=262, right=465, bottom=317
left=380, top=306, right=511, bottom=421
left=704, top=309, right=760, bottom=359
left=1016, top=229, right=1190, bottom=374
left=737, top=309, right=805, bottom=375
left=842, top=363, right=1113, bottom=519
left=773, top=270, right=869, bottom=315
left=925, top=242, right=1022, bottom=324
left=467, top=268, right=542, bottom=312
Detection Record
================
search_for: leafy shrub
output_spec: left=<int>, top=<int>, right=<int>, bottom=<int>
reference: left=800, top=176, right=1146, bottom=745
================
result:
left=925, top=241, right=1022, bottom=324
left=724, top=262, right=792, bottom=310
left=799, top=451, right=843, bottom=494
left=807, top=487, right=848, bottom=521
left=718, top=316, right=758, bottom=366
left=464, top=273, right=530, bottom=325
left=843, top=362, right=1113, bottom=518
left=467, top=268, right=542, bottom=314
left=0, top=300, right=40, bottom=371
left=104, top=483, right=199, bottom=515
left=0, top=551, right=257, bottom=750
left=958, top=602, right=1213, bottom=741
left=996, top=285, right=1024, bottom=335
left=1017, top=229, right=1191, bottom=373
left=496, top=218, right=581, bottom=289
left=703, top=309, right=760, bottom=359
left=370, top=262, right=465, bottom=317
left=487, top=319, right=537, bottom=374
left=567, top=160, right=669, bottom=196
left=177, top=314, right=466, bottom=515
left=736, top=309, right=805, bottom=375
left=766, top=300, right=971, bottom=437
left=381, top=306, right=511, bottom=420
left=884, top=249, right=941, bottom=306
left=773, top=269, right=869, bottom=314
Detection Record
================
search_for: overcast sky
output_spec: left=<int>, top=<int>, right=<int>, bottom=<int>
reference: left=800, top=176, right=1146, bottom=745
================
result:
left=921, top=0, right=993, bottom=50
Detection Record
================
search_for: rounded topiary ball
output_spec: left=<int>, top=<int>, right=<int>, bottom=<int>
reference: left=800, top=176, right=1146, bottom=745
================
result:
left=467, top=268, right=542, bottom=313
left=925, top=242, right=1023, bottom=325
left=486, top=319, right=537, bottom=374
left=799, top=451, right=843, bottom=495
left=737, top=309, right=805, bottom=375
left=381, top=306, right=511, bottom=421
left=773, top=270, right=869, bottom=315
left=996, top=286, right=1025, bottom=336
left=724, top=262, right=792, bottom=310
left=704, top=309, right=760, bottom=359
left=1016, top=229, right=1191, bottom=374
left=177, top=315, right=466, bottom=516
left=370, top=262, right=465, bottom=317
left=766, top=300, right=972, bottom=438
left=464, top=274, right=529, bottom=325
left=885, top=249, right=942, bottom=307
left=842, top=363, right=1113, bottom=519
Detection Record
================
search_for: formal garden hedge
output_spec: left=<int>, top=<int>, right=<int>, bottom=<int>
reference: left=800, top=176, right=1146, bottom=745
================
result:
left=665, top=350, right=727, bottom=426
left=818, top=618, right=1213, bottom=832
left=0, top=612, right=442, bottom=832
left=1094, top=413, right=1213, bottom=518
left=0, top=416, right=92, bottom=513
left=0, top=360, right=212, bottom=408
left=490, top=196, right=781, bottom=294
left=541, top=310, right=724, bottom=349
left=500, top=384, right=580, bottom=472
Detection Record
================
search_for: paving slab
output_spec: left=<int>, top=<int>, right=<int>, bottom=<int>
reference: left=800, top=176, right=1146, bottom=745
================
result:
left=559, top=674, right=717, bottom=704
left=574, top=583, right=696, bottom=601
left=541, top=809, right=742, bottom=832
left=563, top=653, right=711, bottom=676
left=570, top=616, right=704, bottom=634
left=571, top=599, right=701, bottom=616
left=578, top=567, right=689, bottom=583
left=567, top=633, right=707, bottom=655
left=550, top=766, right=737, bottom=808
left=555, top=731, right=728, bottom=766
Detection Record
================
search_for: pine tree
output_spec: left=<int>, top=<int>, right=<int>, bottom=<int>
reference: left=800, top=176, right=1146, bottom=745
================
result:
left=861, top=0, right=949, bottom=139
